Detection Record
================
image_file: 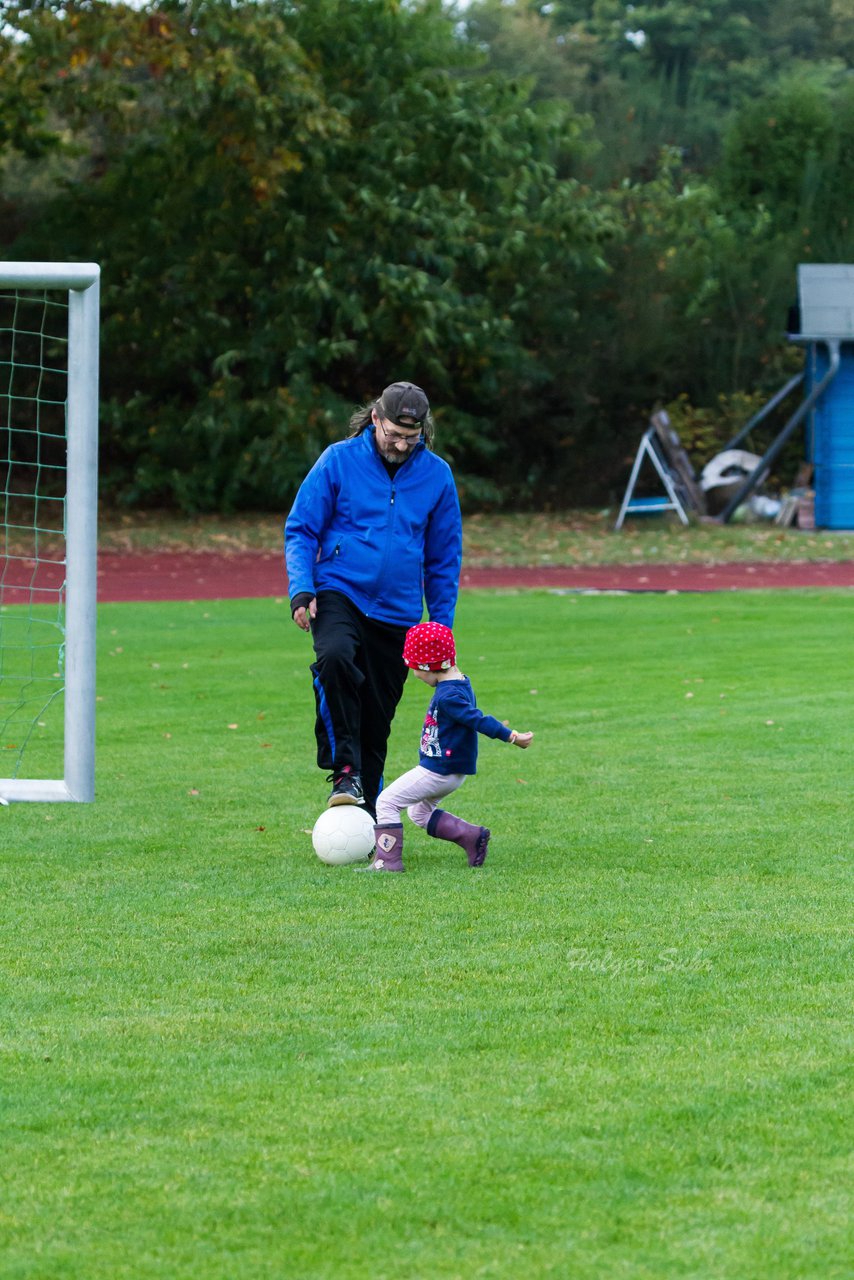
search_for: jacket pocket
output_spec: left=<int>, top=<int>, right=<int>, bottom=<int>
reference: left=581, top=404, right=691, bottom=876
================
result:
left=318, top=538, right=342, bottom=564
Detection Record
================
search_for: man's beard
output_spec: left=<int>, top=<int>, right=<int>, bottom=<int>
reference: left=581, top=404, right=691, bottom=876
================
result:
left=376, top=444, right=410, bottom=466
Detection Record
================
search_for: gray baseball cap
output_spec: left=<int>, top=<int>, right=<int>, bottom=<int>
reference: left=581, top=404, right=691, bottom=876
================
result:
left=379, top=381, right=429, bottom=426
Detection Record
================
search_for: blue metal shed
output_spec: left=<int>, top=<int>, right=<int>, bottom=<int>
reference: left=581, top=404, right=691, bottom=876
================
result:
left=806, top=341, right=854, bottom=529
left=799, top=265, right=854, bottom=530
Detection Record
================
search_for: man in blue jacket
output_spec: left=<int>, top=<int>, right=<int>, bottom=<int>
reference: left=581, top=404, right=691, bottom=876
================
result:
left=285, top=381, right=462, bottom=817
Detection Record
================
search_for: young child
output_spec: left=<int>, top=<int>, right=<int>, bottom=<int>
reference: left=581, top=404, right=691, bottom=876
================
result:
left=362, top=621, right=533, bottom=872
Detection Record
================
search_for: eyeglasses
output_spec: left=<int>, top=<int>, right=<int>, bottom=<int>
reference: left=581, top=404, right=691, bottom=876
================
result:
left=378, top=418, right=423, bottom=446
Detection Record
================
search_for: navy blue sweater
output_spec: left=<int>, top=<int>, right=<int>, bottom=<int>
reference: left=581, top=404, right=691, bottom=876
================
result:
left=418, top=676, right=512, bottom=776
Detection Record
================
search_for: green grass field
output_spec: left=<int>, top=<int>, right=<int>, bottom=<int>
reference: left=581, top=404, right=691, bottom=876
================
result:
left=1, top=589, right=852, bottom=1278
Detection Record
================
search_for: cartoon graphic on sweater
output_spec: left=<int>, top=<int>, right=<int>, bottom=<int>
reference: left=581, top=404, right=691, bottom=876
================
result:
left=420, top=711, right=442, bottom=758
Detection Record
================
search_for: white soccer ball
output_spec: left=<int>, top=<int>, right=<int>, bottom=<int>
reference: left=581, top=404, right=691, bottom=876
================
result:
left=311, top=806, right=375, bottom=866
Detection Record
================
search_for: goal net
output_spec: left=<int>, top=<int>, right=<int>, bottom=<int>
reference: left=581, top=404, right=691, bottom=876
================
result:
left=0, top=263, right=99, bottom=803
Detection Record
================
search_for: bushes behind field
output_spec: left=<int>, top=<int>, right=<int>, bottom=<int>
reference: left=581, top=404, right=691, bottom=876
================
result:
left=3, top=0, right=854, bottom=511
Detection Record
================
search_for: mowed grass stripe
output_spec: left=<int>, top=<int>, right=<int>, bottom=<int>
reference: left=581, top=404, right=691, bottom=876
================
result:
left=0, top=591, right=851, bottom=1279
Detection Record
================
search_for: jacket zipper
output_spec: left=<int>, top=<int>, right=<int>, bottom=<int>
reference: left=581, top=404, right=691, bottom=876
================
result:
left=367, top=483, right=397, bottom=615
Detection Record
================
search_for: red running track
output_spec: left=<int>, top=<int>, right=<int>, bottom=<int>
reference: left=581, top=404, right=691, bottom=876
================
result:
left=94, top=552, right=853, bottom=600
left=3, top=551, right=853, bottom=605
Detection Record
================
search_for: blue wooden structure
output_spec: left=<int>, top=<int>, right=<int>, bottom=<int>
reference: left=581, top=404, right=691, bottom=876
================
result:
left=807, top=340, right=854, bottom=529
left=716, top=264, right=854, bottom=528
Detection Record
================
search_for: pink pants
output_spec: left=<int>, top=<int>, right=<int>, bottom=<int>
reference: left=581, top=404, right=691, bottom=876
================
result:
left=375, top=765, right=467, bottom=829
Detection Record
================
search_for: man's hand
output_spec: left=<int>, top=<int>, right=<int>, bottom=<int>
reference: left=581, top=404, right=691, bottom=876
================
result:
left=510, top=731, right=534, bottom=749
left=292, top=598, right=317, bottom=632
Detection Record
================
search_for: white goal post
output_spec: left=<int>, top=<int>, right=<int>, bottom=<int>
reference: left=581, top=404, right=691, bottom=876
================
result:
left=0, top=262, right=99, bottom=803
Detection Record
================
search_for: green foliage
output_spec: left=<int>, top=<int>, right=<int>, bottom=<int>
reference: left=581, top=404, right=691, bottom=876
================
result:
left=4, top=0, right=351, bottom=507
left=718, top=74, right=835, bottom=220
left=4, top=0, right=614, bottom=510
left=554, top=149, right=801, bottom=496
left=662, top=390, right=769, bottom=469
left=2, top=0, right=854, bottom=510
left=511, top=0, right=854, bottom=181
left=660, top=387, right=807, bottom=480
left=717, top=72, right=854, bottom=260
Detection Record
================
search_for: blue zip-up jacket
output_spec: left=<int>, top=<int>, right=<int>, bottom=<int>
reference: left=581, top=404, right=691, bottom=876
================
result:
left=284, top=428, right=462, bottom=628
left=418, top=676, right=513, bottom=776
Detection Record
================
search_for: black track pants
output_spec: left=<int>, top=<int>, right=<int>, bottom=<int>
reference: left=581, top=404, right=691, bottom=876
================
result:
left=309, top=591, right=408, bottom=813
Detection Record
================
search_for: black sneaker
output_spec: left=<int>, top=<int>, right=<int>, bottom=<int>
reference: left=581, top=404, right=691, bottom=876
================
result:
left=326, top=767, right=364, bottom=807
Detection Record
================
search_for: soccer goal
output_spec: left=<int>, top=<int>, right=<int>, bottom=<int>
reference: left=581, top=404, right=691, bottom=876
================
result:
left=0, top=262, right=99, bottom=803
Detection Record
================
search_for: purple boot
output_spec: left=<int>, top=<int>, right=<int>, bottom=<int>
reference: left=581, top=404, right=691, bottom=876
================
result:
left=427, top=810, right=491, bottom=867
left=358, top=823, right=405, bottom=873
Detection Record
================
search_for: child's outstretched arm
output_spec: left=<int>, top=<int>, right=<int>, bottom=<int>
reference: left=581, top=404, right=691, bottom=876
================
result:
left=508, top=731, right=534, bottom=749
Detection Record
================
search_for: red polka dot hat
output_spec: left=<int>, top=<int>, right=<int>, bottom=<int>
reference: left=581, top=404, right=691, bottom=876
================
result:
left=403, top=622, right=456, bottom=672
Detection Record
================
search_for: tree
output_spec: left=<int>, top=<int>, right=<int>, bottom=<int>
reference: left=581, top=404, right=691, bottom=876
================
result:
left=717, top=72, right=854, bottom=262
left=482, top=1, right=854, bottom=184
left=4, top=0, right=612, bottom=510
